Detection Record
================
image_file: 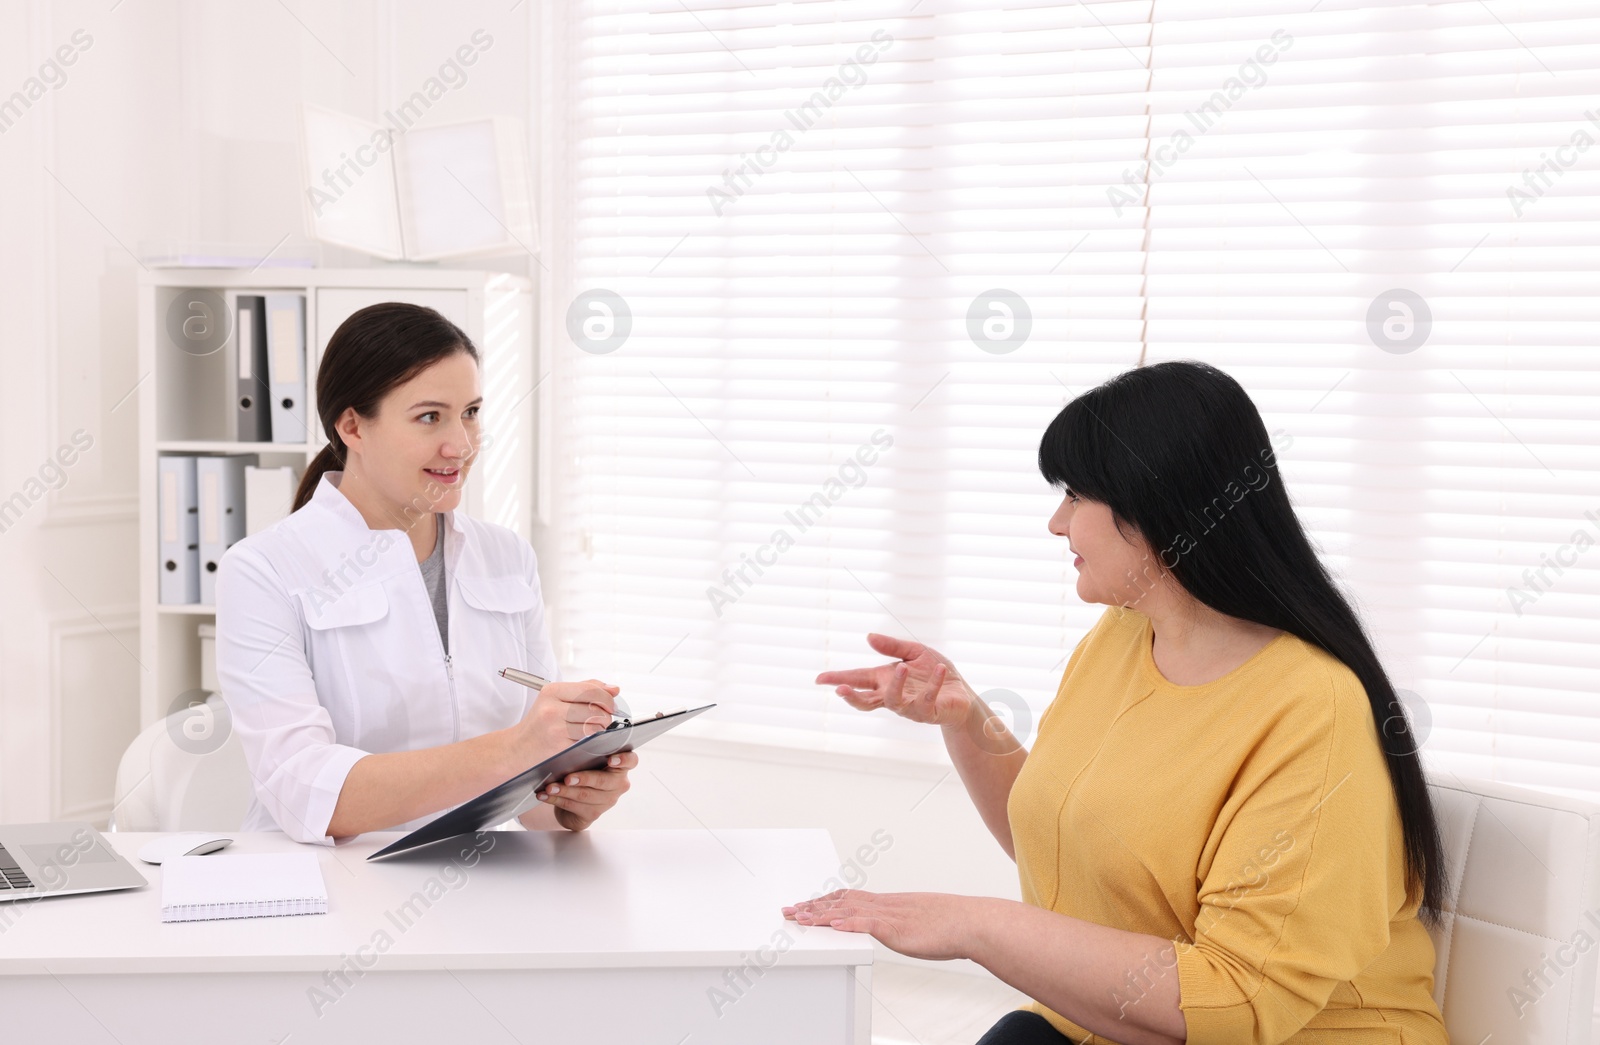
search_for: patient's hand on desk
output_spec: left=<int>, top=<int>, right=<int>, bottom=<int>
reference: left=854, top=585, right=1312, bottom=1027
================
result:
left=816, top=633, right=976, bottom=729
left=534, top=749, right=638, bottom=832
left=783, top=889, right=974, bottom=962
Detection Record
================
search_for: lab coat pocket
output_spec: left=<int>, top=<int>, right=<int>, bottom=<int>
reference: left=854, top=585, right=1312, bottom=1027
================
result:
left=294, top=583, right=393, bottom=742
left=296, top=583, right=391, bottom=630
left=457, top=575, right=540, bottom=614
left=457, top=574, right=542, bottom=727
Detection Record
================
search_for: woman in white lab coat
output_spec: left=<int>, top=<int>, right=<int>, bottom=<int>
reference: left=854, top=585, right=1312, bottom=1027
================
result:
left=215, top=302, right=634, bottom=844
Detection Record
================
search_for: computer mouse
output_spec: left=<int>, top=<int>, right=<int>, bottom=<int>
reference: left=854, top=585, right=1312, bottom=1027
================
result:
left=136, top=833, right=236, bottom=865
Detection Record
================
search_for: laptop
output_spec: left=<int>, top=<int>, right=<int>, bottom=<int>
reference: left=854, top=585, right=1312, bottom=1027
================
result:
left=0, top=823, right=147, bottom=902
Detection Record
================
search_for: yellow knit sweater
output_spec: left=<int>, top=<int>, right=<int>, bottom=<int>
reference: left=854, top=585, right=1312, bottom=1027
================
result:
left=1007, top=606, right=1448, bottom=1045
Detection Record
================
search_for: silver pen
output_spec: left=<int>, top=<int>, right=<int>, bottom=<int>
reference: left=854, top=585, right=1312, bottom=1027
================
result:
left=498, top=667, right=632, bottom=727
left=499, top=667, right=551, bottom=690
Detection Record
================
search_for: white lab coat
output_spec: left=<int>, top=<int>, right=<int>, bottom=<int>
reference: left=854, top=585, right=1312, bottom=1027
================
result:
left=214, top=471, right=559, bottom=844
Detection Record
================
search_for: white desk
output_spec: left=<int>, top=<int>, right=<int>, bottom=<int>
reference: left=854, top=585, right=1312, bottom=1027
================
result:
left=0, top=828, right=875, bottom=1044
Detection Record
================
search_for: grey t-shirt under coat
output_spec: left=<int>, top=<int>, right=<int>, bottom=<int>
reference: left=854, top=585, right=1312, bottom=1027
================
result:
left=418, top=513, right=448, bottom=653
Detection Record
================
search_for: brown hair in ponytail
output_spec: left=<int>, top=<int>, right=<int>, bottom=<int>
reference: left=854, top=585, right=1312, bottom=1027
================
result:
left=291, top=303, right=479, bottom=512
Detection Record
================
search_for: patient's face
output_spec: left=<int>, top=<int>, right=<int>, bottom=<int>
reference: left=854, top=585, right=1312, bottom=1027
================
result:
left=1048, top=491, right=1167, bottom=609
left=341, top=351, right=482, bottom=525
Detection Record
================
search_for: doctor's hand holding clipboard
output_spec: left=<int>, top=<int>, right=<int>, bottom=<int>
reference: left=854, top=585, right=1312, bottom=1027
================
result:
left=213, top=302, right=636, bottom=846
left=497, top=671, right=642, bottom=832
left=326, top=673, right=640, bottom=839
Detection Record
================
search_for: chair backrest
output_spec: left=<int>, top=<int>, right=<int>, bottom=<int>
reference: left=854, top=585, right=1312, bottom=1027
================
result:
left=109, top=693, right=251, bottom=832
left=1426, top=774, right=1600, bottom=1045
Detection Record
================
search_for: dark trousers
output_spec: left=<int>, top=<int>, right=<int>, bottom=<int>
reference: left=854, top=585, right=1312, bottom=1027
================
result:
left=975, top=1010, right=1076, bottom=1045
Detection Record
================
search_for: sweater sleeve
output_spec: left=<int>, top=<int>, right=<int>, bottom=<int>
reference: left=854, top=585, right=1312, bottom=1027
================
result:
left=1175, top=669, right=1402, bottom=1045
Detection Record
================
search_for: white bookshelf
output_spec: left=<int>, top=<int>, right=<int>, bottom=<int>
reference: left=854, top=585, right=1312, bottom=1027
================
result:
left=136, top=267, right=537, bottom=729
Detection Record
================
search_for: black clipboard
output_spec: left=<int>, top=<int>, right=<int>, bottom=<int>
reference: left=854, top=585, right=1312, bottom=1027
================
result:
left=367, top=704, right=715, bottom=861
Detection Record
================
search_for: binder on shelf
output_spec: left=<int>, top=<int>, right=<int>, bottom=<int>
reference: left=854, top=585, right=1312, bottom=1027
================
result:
left=265, top=293, right=307, bottom=444
left=158, top=456, right=200, bottom=605
left=244, top=464, right=297, bottom=536
left=197, top=455, right=257, bottom=605
left=234, top=296, right=271, bottom=443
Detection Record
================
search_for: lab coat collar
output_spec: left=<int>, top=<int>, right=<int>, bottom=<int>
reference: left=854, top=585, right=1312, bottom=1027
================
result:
left=292, top=470, right=467, bottom=590
left=311, top=471, right=467, bottom=537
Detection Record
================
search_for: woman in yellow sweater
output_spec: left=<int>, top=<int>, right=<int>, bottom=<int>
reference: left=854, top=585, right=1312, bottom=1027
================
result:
left=783, top=361, right=1450, bottom=1045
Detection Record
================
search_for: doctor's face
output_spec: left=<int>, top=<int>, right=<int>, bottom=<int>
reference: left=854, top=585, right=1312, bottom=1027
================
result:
left=341, top=350, right=483, bottom=521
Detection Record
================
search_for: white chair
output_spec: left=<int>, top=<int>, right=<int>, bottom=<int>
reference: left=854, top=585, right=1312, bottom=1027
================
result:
left=1426, top=774, right=1600, bottom=1045
left=109, top=692, right=252, bottom=832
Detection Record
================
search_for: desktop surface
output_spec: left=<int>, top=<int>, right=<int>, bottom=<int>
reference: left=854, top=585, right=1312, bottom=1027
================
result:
left=0, top=827, right=875, bottom=1045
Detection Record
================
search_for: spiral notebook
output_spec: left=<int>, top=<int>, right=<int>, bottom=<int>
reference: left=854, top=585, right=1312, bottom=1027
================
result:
left=160, top=852, right=328, bottom=923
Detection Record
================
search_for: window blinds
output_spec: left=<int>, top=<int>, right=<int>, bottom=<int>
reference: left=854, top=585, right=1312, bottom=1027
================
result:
left=539, top=0, right=1600, bottom=797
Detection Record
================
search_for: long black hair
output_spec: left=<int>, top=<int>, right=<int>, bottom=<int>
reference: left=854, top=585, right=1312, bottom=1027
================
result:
left=292, top=303, right=479, bottom=512
left=1039, top=360, right=1446, bottom=923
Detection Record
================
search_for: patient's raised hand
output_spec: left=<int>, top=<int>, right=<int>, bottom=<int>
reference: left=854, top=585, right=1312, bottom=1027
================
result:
left=815, top=633, right=975, bottom=729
